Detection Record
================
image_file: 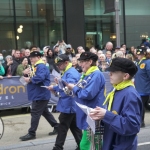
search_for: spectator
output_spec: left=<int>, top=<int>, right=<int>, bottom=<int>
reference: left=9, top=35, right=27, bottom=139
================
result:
left=91, top=49, right=97, bottom=55
left=24, top=49, right=30, bottom=57
left=11, top=49, right=15, bottom=56
left=3, top=55, right=13, bottom=77
left=106, top=50, right=112, bottom=64
left=11, top=50, right=21, bottom=76
left=98, top=54, right=109, bottom=72
left=115, top=46, right=120, bottom=53
left=53, top=40, right=67, bottom=54
left=20, top=48, right=25, bottom=58
left=42, top=56, right=50, bottom=69
left=53, top=45, right=59, bottom=57
left=47, top=48, right=59, bottom=73
left=120, top=47, right=126, bottom=57
left=43, top=46, right=50, bottom=57
left=0, top=61, right=5, bottom=77
left=143, top=38, right=150, bottom=48
left=24, top=49, right=31, bottom=65
left=121, top=44, right=127, bottom=52
left=90, top=47, right=96, bottom=53
left=103, top=42, right=113, bottom=54
left=0, top=53, right=5, bottom=77
left=97, top=50, right=103, bottom=57
left=116, top=51, right=124, bottom=58
left=77, top=46, right=85, bottom=54
left=128, top=46, right=138, bottom=61
left=130, top=46, right=135, bottom=54
left=126, top=54, right=134, bottom=61
left=65, top=44, right=75, bottom=61
left=75, top=53, right=81, bottom=59
left=16, top=57, right=29, bottom=76
left=72, top=57, right=82, bottom=73
left=0, top=53, right=5, bottom=64
left=30, top=45, right=37, bottom=52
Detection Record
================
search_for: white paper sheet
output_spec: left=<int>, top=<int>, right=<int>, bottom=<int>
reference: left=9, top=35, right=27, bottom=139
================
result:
left=75, top=102, right=95, bottom=134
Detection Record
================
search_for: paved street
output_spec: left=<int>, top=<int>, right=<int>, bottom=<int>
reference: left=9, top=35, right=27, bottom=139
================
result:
left=0, top=109, right=150, bottom=150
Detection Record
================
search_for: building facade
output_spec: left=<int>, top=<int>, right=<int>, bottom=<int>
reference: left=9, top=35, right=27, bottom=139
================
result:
left=0, top=0, right=150, bottom=53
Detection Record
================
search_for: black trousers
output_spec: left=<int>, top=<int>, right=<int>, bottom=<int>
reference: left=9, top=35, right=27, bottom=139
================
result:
left=54, top=113, right=82, bottom=150
left=141, top=96, right=149, bottom=123
left=28, top=100, right=58, bottom=136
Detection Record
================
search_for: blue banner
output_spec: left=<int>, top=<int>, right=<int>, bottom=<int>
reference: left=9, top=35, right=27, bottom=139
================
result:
left=0, top=73, right=112, bottom=110
left=0, top=77, right=29, bottom=109
left=0, top=76, right=59, bottom=110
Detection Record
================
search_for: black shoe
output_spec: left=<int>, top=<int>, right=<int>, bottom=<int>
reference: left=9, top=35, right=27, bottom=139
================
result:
left=49, top=128, right=58, bottom=135
left=19, top=133, right=36, bottom=141
left=140, top=122, right=145, bottom=128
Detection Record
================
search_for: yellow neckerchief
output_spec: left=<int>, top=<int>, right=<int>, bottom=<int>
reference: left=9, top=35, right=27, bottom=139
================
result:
left=30, top=59, right=44, bottom=77
left=61, top=62, right=72, bottom=76
left=80, top=66, right=99, bottom=80
left=138, top=56, right=146, bottom=65
left=103, top=80, right=134, bottom=111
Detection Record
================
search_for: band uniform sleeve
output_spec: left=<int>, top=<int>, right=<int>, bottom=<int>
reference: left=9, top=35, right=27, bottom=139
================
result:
left=102, top=92, right=142, bottom=136
left=31, top=65, right=48, bottom=84
left=73, top=73, right=105, bottom=100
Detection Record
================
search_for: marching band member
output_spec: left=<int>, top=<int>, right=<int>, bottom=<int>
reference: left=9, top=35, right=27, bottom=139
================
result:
left=134, top=47, right=150, bottom=127
left=48, top=54, right=82, bottom=150
left=90, top=57, right=143, bottom=150
left=67, top=52, right=105, bottom=150
left=19, top=51, right=59, bottom=141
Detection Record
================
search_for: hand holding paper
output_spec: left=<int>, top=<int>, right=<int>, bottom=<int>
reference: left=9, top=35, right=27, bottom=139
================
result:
left=90, top=106, right=106, bottom=120
left=75, top=102, right=96, bottom=134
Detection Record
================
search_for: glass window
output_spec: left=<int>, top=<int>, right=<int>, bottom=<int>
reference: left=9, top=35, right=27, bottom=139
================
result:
left=0, top=0, right=63, bottom=54
left=125, top=0, right=150, bottom=47
left=16, top=0, right=64, bottom=49
left=0, top=0, right=15, bottom=55
left=84, top=0, right=125, bottom=49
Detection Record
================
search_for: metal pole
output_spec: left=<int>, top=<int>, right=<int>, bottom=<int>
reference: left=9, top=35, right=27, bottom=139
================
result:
left=122, top=0, right=126, bottom=44
left=115, top=0, right=120, bottom=47
left=12, top=0, right=18, bottom=49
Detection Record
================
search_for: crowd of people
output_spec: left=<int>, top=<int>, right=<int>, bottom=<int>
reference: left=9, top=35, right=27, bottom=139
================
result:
left=1, top=39, right=150, bottom=78
left=1, top=38, right=150, bottom=150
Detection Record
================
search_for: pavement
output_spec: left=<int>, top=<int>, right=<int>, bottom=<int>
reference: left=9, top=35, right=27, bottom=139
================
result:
left=0, top=109, right=150, bottom=150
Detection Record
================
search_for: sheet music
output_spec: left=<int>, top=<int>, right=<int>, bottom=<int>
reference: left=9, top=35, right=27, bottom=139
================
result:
left=75, top=102, right=95, bottom=134
left=58, top=79, right=65, bottom=90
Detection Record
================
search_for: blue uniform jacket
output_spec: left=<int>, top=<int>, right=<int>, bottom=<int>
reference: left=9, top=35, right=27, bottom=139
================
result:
left=73, top=70, right=105, bottom=130
left=27, top=63, right=50, bottom=101
left=134, top=59, right=150, bottom=95
left=102, top=86, right=142, bottom=150
left=53, top=67, right=80, bottom=113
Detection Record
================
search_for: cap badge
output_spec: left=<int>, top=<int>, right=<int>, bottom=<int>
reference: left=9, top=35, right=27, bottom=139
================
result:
left=137, top=52, right=140, bottom=55
left=140, top=63, right=145, bottom=69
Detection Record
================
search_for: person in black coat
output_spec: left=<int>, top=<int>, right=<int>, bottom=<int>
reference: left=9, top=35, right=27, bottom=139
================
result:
left=46, top=48, right=59, bottom=73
